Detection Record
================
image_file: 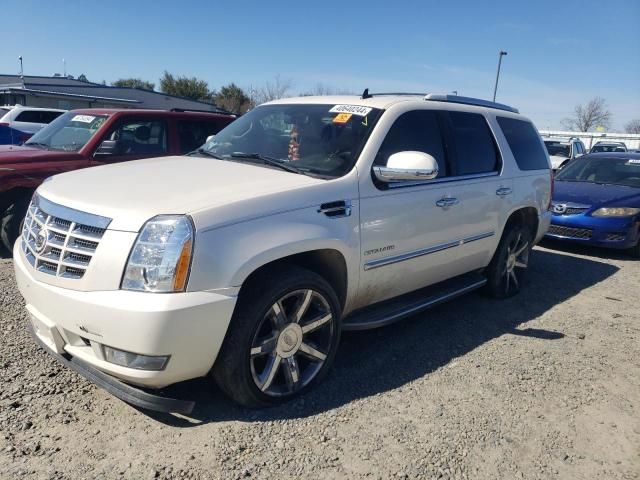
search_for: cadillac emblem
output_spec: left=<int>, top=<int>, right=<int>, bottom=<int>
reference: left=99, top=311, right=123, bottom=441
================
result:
left=35, top=228, right=48, bottom=254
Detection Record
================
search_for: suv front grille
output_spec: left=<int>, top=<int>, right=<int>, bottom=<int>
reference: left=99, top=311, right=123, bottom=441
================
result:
left=21, top=198, right=111, bottom=279
left=547, top=225, right=593, bottom=239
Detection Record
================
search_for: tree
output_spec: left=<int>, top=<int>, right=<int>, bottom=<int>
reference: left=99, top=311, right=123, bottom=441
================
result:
left=625, top=119, right=640, bottom=134
left=562, top=97, right=612, bottom=132
left=159, top=71, right=215, bottom=102
left=215, top=83, right=251, bottom=113
left=77, top=74, right=89, bottom=83
left=299, top=83, right=352, bottom=96
left=255, top=75, right=292, bottom=104
left=112, top=78, right=155, bottom=90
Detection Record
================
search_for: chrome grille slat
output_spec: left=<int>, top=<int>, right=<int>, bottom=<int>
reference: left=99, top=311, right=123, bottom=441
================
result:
left=21, top=197, right=109, bottom=280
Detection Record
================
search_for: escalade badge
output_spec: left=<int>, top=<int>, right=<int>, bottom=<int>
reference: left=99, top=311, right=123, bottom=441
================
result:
left=35, top=229, right=48, bottom=254
left=553, top=204, right=567, bottom=214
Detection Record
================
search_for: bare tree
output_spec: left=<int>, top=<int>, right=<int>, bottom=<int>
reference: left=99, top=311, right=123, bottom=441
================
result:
left=299, top=83, right=353, bottom=96
left=561, top=97, right=612, bottom=132
left=625, top=119, right=640, bottom=134
left=255, top=75, right=293, bottom=104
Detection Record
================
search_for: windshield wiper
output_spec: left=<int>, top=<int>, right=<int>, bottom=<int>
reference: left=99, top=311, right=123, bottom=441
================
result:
left=229, top=152, right=307, bottom=175
left=24, top=142, right=49, bottom=150
left=190, top=148, right=224, bottom=159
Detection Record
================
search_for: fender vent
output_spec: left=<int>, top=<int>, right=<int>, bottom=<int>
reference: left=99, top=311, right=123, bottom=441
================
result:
left=318, top=200, right=352, bottom=218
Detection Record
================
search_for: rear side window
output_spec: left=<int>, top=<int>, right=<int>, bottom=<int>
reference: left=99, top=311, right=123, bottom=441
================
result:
left=497, top=117, right=549, bottom=170
left=374, top=110, right=447, bottom=177
left=15, top=110, right=62, bottom=124
left=445, top=111, right=500, bottom=176
left=177, top=120, right=224, bottom=154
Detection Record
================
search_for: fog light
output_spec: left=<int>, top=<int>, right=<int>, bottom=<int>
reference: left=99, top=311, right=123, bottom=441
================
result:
left=103, top=346, right=169, bottom=371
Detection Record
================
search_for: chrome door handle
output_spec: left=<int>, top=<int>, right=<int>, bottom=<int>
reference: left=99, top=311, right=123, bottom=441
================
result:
left=436, top=197, right=459, bottom=208
left=496, top=187, right=512, bottom=196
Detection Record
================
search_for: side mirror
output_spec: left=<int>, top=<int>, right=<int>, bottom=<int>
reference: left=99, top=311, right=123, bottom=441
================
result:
left=373, top=151, right=439, bottom=183
left=95, top=139, right=120, bottom=156
left=205, top=134, right=216, bottom=143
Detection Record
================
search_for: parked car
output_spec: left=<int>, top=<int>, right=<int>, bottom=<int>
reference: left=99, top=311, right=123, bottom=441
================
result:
left=0, top=106, right=66, bottom=145
left=0, top=108, right=235, bottom=252
left=589, top=141, right=627, bottom=153
left=546, top=152, right=640, bottom=256
left=543, top=137, right=586, bottom=170
left=14, top=93, right=552, bottom=412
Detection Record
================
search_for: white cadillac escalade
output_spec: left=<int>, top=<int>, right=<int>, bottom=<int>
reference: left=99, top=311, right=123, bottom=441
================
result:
left=14, top=93, right=552, bottom=412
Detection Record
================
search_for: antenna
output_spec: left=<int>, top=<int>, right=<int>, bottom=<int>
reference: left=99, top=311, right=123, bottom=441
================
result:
left=361, top=88, right=372, bottom=99
left=18, top=56, right=23, bottom=78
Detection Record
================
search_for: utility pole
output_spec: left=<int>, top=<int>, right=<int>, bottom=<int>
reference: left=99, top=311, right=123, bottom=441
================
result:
left=63, top=58, right=66, bottom=77
left=18, top=56, right=24, bottom=78
left=492, top=51, right=507, bottom=102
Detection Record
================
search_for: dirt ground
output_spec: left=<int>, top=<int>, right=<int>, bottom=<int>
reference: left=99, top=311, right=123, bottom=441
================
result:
left=1, top=241, right=639, bottom=480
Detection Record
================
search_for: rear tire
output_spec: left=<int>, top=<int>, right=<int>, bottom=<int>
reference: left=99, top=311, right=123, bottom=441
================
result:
left=1, top=197, right=30, bottom=255
left=483, top=223, right=533, bottom=298
left=212, top=265, right=342, bottom=408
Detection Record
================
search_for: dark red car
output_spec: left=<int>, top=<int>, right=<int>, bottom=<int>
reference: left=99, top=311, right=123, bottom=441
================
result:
left=0, top=108, right=235, bottom=252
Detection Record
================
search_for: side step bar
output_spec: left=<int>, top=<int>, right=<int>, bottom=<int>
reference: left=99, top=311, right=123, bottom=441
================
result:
left=342, top=272, right=487, bottom=331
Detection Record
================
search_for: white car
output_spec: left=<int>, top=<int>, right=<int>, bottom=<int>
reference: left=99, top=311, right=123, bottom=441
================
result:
left=543, top=137, right=586, bottom=170
left=0, top=105, right=65, bottom=145
left=14, top=93, right=552, bottom=412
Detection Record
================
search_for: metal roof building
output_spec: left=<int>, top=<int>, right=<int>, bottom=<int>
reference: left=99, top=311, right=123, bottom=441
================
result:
left=0, top=74, right=227, bottom=113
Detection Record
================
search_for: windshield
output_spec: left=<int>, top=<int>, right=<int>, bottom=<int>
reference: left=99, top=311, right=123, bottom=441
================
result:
left=197, top=103, right=383, bottom=178
left=544, top=141, right=570, bottom=158
left=591, top=144, right=626, bottom=153
left=555, top=156, right=640, bottom=188
left=25, top=111, right=108, bottom=152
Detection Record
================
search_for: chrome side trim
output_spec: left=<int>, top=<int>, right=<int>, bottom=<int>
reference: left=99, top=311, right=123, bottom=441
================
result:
left=364, top=231, right=494, bottom=271
left=35, top=194, right=112, bottom=229
left=385, top=171, right=499, bottom=190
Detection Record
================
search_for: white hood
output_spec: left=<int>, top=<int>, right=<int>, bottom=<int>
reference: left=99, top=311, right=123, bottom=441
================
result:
left=38, top=156, right=325, bottom=231
left=549, top=155, right=569, bottom=169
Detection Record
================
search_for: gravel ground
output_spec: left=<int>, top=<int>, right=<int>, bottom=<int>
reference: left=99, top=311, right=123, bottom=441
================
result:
left=1, top=242, right=639, bottom=480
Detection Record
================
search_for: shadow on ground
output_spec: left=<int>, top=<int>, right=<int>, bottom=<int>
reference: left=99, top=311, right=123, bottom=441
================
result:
left=135, top=248, right=618, bottom=426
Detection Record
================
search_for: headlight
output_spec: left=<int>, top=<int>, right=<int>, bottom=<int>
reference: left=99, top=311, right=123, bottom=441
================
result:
left=121, top=215, right=194, bottom=292
left=592, top=207, right=640, bottom=217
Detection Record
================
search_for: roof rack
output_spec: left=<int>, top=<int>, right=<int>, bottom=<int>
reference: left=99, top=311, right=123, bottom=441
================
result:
left=361, top=89, right=427, bottom=99
left=424, top=94, right=519, bottom=113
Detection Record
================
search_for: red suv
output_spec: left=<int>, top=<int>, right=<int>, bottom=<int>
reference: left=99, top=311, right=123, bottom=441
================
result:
left=0, top=108, right=235, bottom=252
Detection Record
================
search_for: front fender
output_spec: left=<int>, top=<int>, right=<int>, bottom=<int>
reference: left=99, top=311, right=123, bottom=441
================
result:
left=187, top=204, right=361, bottom=304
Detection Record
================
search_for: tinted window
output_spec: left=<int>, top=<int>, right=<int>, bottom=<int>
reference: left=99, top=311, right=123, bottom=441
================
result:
left=445, top=112, right=499, bottom=175
left=374, top=110, right=447, bottom=177
left=14, top=110, right=62, bottom=124
left=15, top=111, right=42, bottom=123
left=497, top=117, right=549, bottom=170
left=105, top=119, right=167, bottom=155
left=177, top=120, right=223, bottom=154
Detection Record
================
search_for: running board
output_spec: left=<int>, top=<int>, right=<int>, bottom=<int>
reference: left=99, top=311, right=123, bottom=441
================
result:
left=342, top=272, right=487, bottom=331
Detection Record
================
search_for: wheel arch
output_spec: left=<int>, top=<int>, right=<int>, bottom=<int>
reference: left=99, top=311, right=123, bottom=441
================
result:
left=501, top=206, right=539, bottom=239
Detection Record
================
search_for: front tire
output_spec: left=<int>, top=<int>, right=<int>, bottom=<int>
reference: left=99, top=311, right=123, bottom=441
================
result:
left=213, top=265, right=342, bottom=408
left=484, top=223, right=532, bottom=298
left=1, top=197, right=30, bottom=254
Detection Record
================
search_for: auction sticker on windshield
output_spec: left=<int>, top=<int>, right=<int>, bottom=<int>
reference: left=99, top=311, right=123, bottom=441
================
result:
left=332, top=113, right=352, bottom=124
left=71, top=115, right=96, bottom=123
left=329, top=105, right=372, bottom=117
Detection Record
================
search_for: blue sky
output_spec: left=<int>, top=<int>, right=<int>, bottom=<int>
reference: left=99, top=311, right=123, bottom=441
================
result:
left=3, top=0, right=639, bottom=130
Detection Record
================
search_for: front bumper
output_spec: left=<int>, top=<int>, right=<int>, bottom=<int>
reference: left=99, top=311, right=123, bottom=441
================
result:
left=545, top=213, right=640, bottom=249
left=14, top=242, right=237, bottom=394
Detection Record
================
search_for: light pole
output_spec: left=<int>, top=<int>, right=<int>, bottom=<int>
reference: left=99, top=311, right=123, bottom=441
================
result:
left=492, top=50, right=507, bottom=102
left=63, top=58, right=66, bottom=77
left=18, top=56, right=23, bottom=78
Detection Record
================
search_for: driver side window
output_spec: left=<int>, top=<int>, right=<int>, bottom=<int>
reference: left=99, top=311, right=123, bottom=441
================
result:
left=104, top=119, right=168, bottom=156
left=375, top=110, right=447, bottom=177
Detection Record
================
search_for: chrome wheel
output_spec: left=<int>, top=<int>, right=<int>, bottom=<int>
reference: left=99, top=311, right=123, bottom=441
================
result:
left=249, top=289, right=335, bottom=397
left=502, top=230, right=530, bottom=294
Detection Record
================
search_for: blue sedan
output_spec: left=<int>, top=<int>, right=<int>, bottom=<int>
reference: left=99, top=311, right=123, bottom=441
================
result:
left=546, top=152, right=640, bottom=257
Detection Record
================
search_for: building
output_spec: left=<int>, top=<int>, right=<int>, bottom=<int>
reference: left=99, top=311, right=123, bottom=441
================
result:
left=0, top=74, right=227, bottom=113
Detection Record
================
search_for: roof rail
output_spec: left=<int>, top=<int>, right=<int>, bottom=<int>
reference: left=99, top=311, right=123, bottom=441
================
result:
left=169, top=107, right=235, bottom=116
left=361, top=89, right=427, bottom=99
left=424, top=94, right=519, bottom=114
